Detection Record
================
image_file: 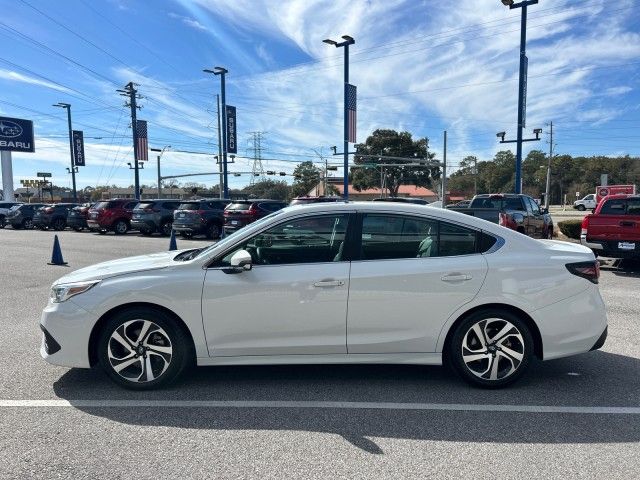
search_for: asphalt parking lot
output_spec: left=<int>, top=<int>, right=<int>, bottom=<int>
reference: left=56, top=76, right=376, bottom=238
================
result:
left=0, top=228, right=639, bottom=479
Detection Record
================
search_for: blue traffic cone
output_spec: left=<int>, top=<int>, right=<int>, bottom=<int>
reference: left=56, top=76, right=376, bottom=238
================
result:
left=168, top=229, right=177, bottom=251
left=48, top=235, right=68, bottom=266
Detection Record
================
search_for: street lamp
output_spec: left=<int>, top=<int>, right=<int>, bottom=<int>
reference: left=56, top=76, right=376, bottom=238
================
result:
left=500, top=0, right=538, bottom=194
left=150, top=145, right=171, bottom=197
left=53, top=102, right=78, bottom=201
left=323, top=35, right=355, bottom=200
left=204, top=66, right=229, bottom=199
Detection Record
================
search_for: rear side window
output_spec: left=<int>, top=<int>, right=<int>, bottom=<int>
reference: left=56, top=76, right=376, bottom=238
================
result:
left=600, top=199, right=626, bottom=215
left=136, top=202, right=155, bottom=210
left=439, top=222, right=476, bottom=256
left=503, top=197, right=525, bottom=211
left=627, top=199, right=640, bottom=215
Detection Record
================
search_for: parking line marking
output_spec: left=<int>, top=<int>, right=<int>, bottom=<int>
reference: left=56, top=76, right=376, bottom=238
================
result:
left=0, top=400, right=639, bottom=414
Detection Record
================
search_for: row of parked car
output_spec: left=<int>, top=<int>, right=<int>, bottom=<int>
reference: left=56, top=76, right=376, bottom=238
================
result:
left=0, top=198, right=289, bottom=239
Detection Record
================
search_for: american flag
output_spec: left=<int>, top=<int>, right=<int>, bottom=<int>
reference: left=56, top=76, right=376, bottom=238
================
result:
left=347, top=83, right=357, bottom=143
left=135, top=120, right=148, bottom=161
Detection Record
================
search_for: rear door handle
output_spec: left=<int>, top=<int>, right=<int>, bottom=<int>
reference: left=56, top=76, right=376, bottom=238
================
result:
left=313, top=280, right=345, bottom=288
left=441, top=274, right=472, bottom=282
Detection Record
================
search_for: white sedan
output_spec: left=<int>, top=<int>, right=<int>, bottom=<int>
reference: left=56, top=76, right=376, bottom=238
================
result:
left=41, top=202, right=607, bottom=390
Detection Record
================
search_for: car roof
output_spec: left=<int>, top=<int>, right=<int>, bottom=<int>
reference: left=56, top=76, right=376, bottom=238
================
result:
left=230, top=199, right=286, bottom=203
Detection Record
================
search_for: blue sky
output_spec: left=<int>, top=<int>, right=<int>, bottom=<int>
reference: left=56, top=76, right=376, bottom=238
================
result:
left=1, top=0, right=639, bottom=191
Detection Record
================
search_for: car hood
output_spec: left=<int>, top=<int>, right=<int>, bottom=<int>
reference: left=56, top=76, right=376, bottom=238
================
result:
left=53, top=249, right=191, bottom=285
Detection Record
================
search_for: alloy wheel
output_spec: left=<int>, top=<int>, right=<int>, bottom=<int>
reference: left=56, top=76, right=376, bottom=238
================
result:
left=114, top=221, right=128, bottom=235
left=23, top=218, right=34, bottom=229
left=107, top=319, right=173, bottom=383
left=461, top=318, right=525, bottom=381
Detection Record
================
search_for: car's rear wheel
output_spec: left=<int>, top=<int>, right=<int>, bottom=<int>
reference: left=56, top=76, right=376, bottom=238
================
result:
left=180, top=232, right=193, bottom=239
left=97, top=308, right=192, bottom=390
left=113, top=220, right=128, bottom=235
left=160, top=221, right=173, bottom=236
left=577, top=205, right=586, bottom=211
left=0, top=216, right=6, bottom=228
left=449, top=310, right=533, bottom=388
left=206, top=222, right=221, bottom=240
left=72, top=226, right=82, bottom=232
left=140, top=228, right=154, bottom=236
left=546, top=228, right=553, bottom=239
left=22, top=218, right=34, bottom=229
left=52, top=218, right=66, bottom=231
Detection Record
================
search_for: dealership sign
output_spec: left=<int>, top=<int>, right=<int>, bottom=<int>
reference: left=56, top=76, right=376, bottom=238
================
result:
left=0, top=116, right=35, bottom=152
left=226, top=105, right=237, bottom=154
left=72, top=130, right=85, bottom=166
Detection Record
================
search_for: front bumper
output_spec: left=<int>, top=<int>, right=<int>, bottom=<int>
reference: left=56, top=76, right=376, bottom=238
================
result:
left=173, top=222, right=205, bottom=234
left=40, top=299, right=98, bottom=368
left=67, top=216, right=87, bottom=228
left=131, top=219, right=155, bottom=231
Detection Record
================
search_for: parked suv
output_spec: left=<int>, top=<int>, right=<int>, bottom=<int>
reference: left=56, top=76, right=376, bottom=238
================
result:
left=33, top=203, right=80, bottom=231
left=173, top=199, right=230, bottom=239
left=131, top=199, right=180, bottom=236
left=67, top=203, right=94, bottom=232
left=224, top=199, right=287, bottom=234
left=6, top=203, right=46, bottom=229
left=581, top=194, right=640, bottom=259
left=0, top=201, right=22, bottom=228
left=87, top=199, right=138, bottom=235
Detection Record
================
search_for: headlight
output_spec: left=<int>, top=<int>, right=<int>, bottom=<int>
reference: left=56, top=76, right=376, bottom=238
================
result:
left=50, top=280, right=100, bottom=303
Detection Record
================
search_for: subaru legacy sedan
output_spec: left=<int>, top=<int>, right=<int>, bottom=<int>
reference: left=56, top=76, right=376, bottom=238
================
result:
left=40, top=202, right=607, bottom=390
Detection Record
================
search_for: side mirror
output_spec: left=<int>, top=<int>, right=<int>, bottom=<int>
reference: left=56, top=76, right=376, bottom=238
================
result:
left=541, top=207, right=548, bottom=215
left=229, top=249, right=252, bottom=272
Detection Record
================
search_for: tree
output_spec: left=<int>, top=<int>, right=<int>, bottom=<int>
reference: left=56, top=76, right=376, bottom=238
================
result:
left=291, top=161, right=321, bottom=197
left=242, top=179, right=291, bottom=200
left=350, top=129, right=439, bottom=197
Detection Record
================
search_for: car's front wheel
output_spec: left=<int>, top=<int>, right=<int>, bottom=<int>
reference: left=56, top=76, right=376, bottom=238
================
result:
left=97, top=308, right=192, bottom=390
left=577, top=205, right=586, bottom=211
left=113, top=220, right=128, bottom=235
left=22, top=218, right=34, bottom=229
left=449, top=310, right=533, bottom=388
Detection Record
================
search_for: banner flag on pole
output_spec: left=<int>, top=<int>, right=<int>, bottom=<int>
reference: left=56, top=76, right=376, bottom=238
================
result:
left=135, top=120, right=148, bottom=161
left=347, top=84, right=357, bottom=143
left=72, top=130, right=85, bottom=166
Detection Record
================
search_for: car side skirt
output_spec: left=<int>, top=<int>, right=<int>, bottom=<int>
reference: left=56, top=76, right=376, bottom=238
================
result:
left=196, top=353, right=443, bottom=367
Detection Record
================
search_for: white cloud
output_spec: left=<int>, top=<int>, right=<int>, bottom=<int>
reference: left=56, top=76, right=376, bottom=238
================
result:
left=605, top=86, right=633, bottom=96
left=0, top=69, right=72, bottom=94
left=168, top=12, right=208, bottom=32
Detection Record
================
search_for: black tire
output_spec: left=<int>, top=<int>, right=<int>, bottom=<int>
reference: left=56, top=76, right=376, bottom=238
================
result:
left=546, top=228, right=553, bottom=239
left=96, top=307, right=192, bottom=390
left=72, top=226, right=82, bottom=232
left=22, top=218, right=34, bottom=230
left=140, top=228, right=154, bottom=236
left=113, top=219, right=128, bottom=235
left=98, top=229, right=107, bottom=235
left=448, top=309, right=534, bottom=389
left=205, top=222, right=221, bottom=240
left=180, top=232, right=193, bottom=239
left=160, top=221, right=173, bottom=236
left=0, top=216, right=5, bottom=229
left=577, top=205, right=586, bottom=211
left=52, top=218, right=66, bottom=231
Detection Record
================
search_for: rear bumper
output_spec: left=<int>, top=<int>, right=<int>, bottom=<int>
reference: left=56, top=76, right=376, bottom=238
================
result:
left=581, top=236, right=640, bottom=258
left=131, top=219, right=156, bottom=231
left=87, top=219, right=108, bottom=230
left=531, top=284, right=608, bottom=361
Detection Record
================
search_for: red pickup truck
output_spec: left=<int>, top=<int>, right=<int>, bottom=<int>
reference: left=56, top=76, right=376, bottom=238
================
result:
left=581, top=194, right=640, bottom=259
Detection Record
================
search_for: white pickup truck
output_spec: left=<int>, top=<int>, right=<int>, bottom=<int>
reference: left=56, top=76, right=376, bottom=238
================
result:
left=573, top=194, right=596, bottom=211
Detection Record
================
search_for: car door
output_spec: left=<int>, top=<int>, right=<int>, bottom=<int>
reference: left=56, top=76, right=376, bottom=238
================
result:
left=525, top=197, right=544, bottom=238
left=201, top=212, right=352, bottom=356
left=347, top=213, right=488, bottom=353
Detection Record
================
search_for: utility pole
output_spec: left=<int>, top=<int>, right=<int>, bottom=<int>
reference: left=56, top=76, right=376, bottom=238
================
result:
left=249, top=132, right=266, bottom=185
left=216, top=94, right=223, bottom=199
left=53, top=103, right=77, bottom=201
left=150, top=146, right=170, bottom=198
left=442, top=130, right=447, bottom=208
left=323, top=35, right=355, bottom=200
left=474, top=156, right=478, bottom=196
left=204, top=67, right=229, bottom=198
left=117, top=82, right=142, bottom=200
left=545, top=121, right=553, bottom=209
left=500, top=0, right=538, bottom=194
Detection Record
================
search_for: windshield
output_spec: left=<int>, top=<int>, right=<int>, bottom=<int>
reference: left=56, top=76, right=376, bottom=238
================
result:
left=135, top=202, right=155, bottom=210
left=178, top=202, right=201, bottom=210
left=194, top=209, right=285, bottom=259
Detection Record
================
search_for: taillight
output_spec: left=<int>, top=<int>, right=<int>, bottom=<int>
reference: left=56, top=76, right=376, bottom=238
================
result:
left=566, top=261, right=600, bottom=284
left=498, top=212, right=507, bottom=227
left=248, top=205, right=259, bottom=216
left=581, top=216, right=589, bottom=237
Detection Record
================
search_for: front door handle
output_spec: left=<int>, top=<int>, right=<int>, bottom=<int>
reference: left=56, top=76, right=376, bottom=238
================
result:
left=441, top=273, right=472, bottom=282
left=313, top=280, right=345, bottom=288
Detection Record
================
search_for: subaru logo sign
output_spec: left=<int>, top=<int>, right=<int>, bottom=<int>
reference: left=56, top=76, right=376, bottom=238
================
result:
left=0, top=116, right=35, bottom=153
left=0, top=120, right=23, bottom=138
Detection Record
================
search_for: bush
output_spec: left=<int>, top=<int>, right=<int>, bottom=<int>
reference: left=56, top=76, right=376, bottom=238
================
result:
left=558, top=219, right=582, bottom=239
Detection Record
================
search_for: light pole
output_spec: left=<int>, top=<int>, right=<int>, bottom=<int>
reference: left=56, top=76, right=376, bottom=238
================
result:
left=204, top=67, right=229, bottom=199
left=150, top=146, right=171, bottom=198
left=496, top=128, right=542, bottom=192
left=500, top=0, right=538, bottom=194
left=53, top=102, right=77, bottom=201
left=323, top=35, right=355, bottom=200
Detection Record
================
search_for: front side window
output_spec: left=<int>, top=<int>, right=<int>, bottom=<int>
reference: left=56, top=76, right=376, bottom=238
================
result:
left=218, top=214, right=349, bottom=266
